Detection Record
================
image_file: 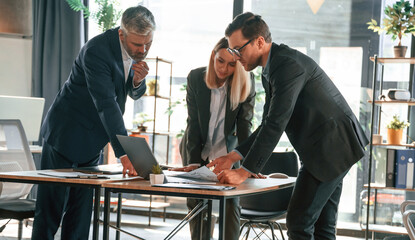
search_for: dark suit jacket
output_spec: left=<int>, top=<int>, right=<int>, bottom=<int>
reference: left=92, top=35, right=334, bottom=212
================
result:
left=236, top=43, right=369, bottom=182
left=180, top=67, right=255, bottom=167
left=41, top=27, right=146, bottom=163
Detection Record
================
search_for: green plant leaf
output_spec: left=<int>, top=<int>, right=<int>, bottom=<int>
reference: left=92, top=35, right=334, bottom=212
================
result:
left=65, top=0, right=90, bottom=18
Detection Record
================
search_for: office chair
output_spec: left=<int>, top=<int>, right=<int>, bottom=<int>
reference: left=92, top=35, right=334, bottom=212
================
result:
left=239, top=151, right=298, bottom=240
left=401, top=200, right=415, bottom=240
left=0, top=119, right=36, bottom=240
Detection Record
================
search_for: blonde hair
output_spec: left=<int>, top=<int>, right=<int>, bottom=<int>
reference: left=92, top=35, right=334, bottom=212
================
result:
left=205, top=37, right=251, bottom=110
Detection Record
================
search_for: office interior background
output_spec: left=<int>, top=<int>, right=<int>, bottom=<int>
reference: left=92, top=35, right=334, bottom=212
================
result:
left=1, top=0, right=415, bottom=236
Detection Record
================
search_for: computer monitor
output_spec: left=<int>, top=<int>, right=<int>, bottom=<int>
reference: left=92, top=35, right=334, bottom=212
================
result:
left=0, top=95, right=45, bottom=142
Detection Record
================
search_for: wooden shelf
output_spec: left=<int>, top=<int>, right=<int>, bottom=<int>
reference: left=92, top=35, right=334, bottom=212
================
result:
left=364, top=184, right=415, bottom=191
left=370, top=57, right=415, bottom=64
left=362, top=224, right=407, bottom=235
left=142, top=94, right=169, bottom=100
left=372, top=143, right=415, bottom=148
left=368, top=100, right=415, bottom=105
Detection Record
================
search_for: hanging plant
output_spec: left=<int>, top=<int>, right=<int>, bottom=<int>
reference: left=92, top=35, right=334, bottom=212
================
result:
left=65, top=0, right=122, bottom=32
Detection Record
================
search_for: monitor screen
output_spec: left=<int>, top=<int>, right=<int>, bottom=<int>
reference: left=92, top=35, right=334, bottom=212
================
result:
left=0, top=95, right=45, bottom=142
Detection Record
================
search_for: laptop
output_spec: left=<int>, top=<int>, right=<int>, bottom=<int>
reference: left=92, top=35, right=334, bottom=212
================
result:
left=116, top=135, right=159, bottom=179
left=74, top=163, right=123, bottom=174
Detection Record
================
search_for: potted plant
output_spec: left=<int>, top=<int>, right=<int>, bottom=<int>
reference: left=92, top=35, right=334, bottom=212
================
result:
left=386, top=115, right=410, bottom=144
left=367, top=0, right=415, bottom=57
left=146, top=79, right=159, bottom=96
left=149, top=164, right=164, bottom=185
left=132, top=113, right=153, bottom=133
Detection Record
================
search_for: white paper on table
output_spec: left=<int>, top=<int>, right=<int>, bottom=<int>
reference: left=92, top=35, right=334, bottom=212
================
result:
left=169, top=166, right=219, bottom=182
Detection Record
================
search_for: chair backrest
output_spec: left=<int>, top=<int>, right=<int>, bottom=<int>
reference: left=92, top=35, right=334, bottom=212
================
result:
left=240, top=151, right=299, bottom=212
left=401, top=200, right=415, bottom=240
left=0, top=119, right=35, bottom=200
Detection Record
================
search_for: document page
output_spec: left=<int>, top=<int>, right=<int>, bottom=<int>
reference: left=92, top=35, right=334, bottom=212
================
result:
left=167, top=166, right=219, bottom=182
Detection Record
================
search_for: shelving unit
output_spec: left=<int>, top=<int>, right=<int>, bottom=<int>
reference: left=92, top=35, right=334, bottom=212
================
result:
left=143, top=57, right=173, bottom=165
left=365, top=56, right=415, bottom=239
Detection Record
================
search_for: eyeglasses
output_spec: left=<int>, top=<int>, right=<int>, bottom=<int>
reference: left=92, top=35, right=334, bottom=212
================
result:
left=227, top=39, right=254, bottom=57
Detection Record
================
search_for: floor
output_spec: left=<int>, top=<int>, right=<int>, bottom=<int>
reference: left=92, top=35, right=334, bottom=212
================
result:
left=0, top=214, right=367, bottom=240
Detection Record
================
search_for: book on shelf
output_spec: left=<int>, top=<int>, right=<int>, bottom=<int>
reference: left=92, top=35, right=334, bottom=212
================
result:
left=394, top=149, right=415, bottom=189
left=372, top=147, right=415, bottom=188
left=386, top=148, right=396, bottom=187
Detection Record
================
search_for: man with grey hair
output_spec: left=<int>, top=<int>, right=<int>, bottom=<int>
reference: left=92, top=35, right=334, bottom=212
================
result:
left=32, top=5, right=155, bottom=240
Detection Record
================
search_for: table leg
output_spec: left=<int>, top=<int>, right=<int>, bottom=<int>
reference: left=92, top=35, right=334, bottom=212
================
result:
left=103, top=188, right=111, bottom=240
left=116, top=193, right=122, bottom=240
left=207, top=200, right=212, bottom=239
left=92, top=187, right=100, bottom=240
left=218, top=197, right=226, bottom=240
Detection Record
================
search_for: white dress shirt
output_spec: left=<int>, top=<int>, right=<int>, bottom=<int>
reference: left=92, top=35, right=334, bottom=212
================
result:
left=201, top=82, right=228, bottom=161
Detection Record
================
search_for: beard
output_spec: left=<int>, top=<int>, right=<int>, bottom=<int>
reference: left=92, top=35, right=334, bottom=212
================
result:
left=127, top=48, right=147, bottom=62
left=122, top=40, right=148, bottom=62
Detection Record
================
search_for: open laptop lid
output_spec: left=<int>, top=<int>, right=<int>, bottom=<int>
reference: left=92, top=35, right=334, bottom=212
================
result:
left=116, top=135, right=158, bottom=179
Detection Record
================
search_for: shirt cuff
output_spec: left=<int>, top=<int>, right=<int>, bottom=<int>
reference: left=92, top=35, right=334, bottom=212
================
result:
left=133, top=79, right=144, bottom=88
left=232, top=149, right=244, bottom=159
left=119, top=154, right=127, bottom=160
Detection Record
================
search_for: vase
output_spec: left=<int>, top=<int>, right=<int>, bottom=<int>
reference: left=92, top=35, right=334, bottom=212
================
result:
left=387, top=128, right=403, bottom=145
left=149, top=173, right=164, bottom=185
left=394, top=46, right=408, bottom=58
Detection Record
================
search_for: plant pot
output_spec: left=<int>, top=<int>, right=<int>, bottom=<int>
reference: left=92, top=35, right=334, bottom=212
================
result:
left=138, top=126, right=148, bottom=132
left=372, top=134, right=383, bottom=144
left=387, top=128, right=403, bottom=145
left=394, top=46, right=408, bottom=58
left=149, top=173, right=164, bottom=185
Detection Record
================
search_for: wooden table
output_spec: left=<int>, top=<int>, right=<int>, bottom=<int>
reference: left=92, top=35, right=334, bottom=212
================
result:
left=101, top=177, right=296, bottom=240
left=0, top=169, right=141, bottom=240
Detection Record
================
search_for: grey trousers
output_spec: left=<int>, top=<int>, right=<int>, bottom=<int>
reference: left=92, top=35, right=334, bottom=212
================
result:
left=187, top=197, right=241, bottom=240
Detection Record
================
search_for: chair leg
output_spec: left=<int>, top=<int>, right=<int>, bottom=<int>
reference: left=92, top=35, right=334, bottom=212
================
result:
left=265, top=222, right=275, bottom=240
left=273, top=221, right=285, bottom=240
left=240, top=221, right=250, bottom=236
left=245, top=223, right=252, bottom=240
left=18, top=220, right=23, bottom=240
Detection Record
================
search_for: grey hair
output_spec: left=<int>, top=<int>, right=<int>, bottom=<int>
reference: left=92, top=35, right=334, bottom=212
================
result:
left=121, top=5, right=155, bottom=35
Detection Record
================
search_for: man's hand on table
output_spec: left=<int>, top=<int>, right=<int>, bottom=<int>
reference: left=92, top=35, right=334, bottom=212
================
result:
left=217, top=168, right=251, bottom=184
left=206, top=151, right=242, bottom=175
left=119, top=155, right=138, bottom=176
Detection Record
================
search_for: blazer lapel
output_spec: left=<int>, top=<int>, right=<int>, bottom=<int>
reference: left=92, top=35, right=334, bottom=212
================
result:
left=106, top=28, right=127, bottom=110
left=198, top=81, right=211, bottom=143
left=224, top=84, right=237, bottom=136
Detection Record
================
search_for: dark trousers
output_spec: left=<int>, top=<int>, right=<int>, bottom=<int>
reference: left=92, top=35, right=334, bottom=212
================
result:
left=187, top=197, right=241, bottom=240
left=286, top=166, right=347, bottom=240
left=31, top=142, right=99, bottom=240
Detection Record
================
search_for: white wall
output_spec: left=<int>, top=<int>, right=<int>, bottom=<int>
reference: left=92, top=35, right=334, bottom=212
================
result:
left=0, top=36, right=32, bottom=97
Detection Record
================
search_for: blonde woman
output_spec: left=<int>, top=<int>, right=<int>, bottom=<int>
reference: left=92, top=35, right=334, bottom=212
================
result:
left=175, top=37, right=255, bottom=240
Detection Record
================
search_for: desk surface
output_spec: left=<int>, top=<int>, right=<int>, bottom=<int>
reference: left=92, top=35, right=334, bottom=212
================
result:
left=0, top=169, right=142, bottom=185
left=102, top=177, right=296, bottom=196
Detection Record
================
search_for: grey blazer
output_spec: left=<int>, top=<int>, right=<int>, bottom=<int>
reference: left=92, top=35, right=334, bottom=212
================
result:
left=236, top=43, right=369, bottom=182
left=180, top=67, right=256, bottom=167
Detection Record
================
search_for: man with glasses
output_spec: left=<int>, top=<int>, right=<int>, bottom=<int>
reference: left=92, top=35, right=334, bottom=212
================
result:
left=208, top=12, right=368, bottom=239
